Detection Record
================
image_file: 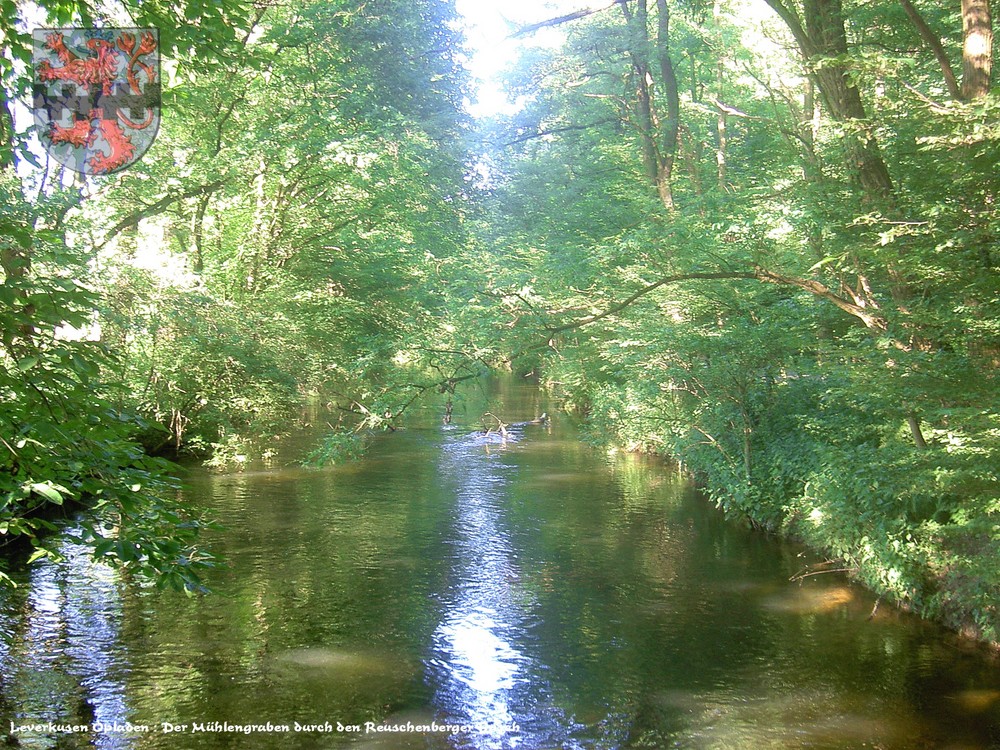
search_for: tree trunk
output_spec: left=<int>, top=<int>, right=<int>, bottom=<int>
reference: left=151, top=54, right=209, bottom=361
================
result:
left=711, top=0, right=728, bottom=190
left=635, top=70, right=661, bottom=189
left=804, top=0, right=894, bottom=198
left=907, top=414, right=929, bottom=449
left=0, top=240, right=34, bottom=347
left=742, top=424, right=753, bottom=482
left=765, top=0, right=894, bottom=200
left=191, top=192, right=211, bottom=274
left=0, top=87, right=14, bottom=172
left=621, top=0, right=657, bottom=186
left=962, top=0, right=993, bottom=98
left=716, top=69, right=728, bottom=188
left=654, top=0, right=680, bottom=210
left=620, top=0, right=678, bottom=211
left=680, top=126, right=705, bottom=204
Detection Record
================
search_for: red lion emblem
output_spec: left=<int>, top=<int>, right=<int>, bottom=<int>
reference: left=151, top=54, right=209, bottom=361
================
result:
left=33, top=28, right=160, bottom=175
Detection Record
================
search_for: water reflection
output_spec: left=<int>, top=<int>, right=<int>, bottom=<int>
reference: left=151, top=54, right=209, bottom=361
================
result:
left=430, top=430, right=579, bottom=749
left=2, top=541, right=133, bottom=750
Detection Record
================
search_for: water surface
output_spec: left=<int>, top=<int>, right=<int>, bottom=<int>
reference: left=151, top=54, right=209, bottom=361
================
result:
left=2, top=382, right=999, bottom=749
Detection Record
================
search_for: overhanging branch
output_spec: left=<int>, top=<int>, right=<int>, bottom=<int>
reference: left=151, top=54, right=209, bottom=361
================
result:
left=510, top=0, right=629, bottom=37
left=96, top=179, right=226, bottom=250
left=542, top=266, right=891, bottom=338
left=545, top=271, right=756, bottom=335
left=500, top=119, right=619, bottom=147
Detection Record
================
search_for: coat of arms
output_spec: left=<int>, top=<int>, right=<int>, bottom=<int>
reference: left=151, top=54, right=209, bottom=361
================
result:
left=32, top=27, right=160, bottom=175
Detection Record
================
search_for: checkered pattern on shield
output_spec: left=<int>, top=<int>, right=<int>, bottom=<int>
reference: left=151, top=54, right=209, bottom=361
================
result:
left=32, top=27, right=161, bottom=175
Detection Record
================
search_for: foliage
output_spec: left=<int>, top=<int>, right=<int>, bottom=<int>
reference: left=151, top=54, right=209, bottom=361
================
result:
left=2, top=0, right=999, bottom=648
left=0, top=177, right=214, bottom=589
left=304, top=430, right=370, bottom=468
left=99, top=267, right=303, bottom=456
left=477, top=0, right=1000, bottom=642
left=1, top=0, right=471, bottom=585
left=76, top=0, right=473, bottom=449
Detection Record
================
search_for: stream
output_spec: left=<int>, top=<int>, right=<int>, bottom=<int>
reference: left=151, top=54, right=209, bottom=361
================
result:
left=1, top=380, right=999, bottom=749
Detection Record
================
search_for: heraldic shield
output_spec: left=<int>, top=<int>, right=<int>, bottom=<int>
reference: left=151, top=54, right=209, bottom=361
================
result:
left=32, top=27, right=160, bottom=175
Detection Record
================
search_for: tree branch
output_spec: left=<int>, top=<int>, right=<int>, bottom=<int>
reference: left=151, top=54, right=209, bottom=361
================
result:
left=500, top=119, right=619, bottom=147
left=752, top=267, right=889, bottom=332
left=510, top=1, right=629, bottom=37
left=545, top=271, right=757, bottom=336
left=897, top=0, right=962, bottom=99
left=96, top=180, right=226, bottom=249
left=542, top=266, right=891, bottom=339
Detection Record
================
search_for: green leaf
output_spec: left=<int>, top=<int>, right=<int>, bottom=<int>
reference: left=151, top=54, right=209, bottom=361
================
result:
left=94, top=539, right=117, bottom=557
left=29, top=482, right=64, bottom=504
left=0, top=223, right=32, bottom=247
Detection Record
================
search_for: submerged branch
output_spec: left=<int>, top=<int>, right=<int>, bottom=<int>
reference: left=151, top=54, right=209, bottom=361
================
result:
left=790, top=559, right=857, bottom=581
left=789, top=567, right=856, bottom=581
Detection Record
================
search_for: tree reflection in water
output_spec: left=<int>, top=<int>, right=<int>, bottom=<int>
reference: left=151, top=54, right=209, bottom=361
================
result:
left=3, top=542, right=132, bottom=750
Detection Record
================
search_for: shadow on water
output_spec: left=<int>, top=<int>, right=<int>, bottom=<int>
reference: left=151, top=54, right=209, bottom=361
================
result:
left=1, top=379, right=1000, bottom=750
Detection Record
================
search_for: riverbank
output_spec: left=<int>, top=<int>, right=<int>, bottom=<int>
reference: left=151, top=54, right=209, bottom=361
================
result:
left=543, top=374, right=1000, bottom=650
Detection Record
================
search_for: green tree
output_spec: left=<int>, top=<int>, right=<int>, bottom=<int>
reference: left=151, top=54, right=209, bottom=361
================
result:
left=2, top=0, right=473, bottom=583
left=474, top=0, right=999, bottom=639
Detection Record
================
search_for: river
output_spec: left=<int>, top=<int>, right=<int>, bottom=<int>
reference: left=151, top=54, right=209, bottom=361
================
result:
left=1, top=380, right=999, bottom=749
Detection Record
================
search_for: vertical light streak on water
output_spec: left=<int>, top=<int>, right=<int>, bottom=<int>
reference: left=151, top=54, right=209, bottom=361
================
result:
left=6, top=540, right=133, bottom=750
left=429, top=431, right=583, bottom=750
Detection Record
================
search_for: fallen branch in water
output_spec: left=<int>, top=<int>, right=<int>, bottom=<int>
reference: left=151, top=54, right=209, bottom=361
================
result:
left=789, top=567, right=856, bottom=581
left=481, top=412, right=509, bottom=438
left=790, top=559, right=857, bottom=582
left=868, top=596, right=882, bottom=621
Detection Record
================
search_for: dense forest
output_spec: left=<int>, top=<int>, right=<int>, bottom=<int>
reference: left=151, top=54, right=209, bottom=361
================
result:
left=1, top=0, right=998, bottom=643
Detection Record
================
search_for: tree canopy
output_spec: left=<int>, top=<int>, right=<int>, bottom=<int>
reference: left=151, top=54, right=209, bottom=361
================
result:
left=473, top=0, right=1000, bottom=640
